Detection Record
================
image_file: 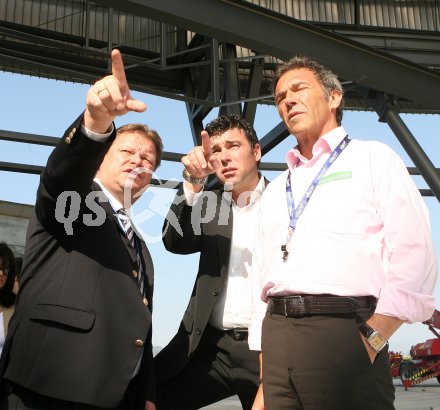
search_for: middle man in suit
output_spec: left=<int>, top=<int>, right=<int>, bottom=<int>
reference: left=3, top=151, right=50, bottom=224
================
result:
left=154, top=114, right=266, bottom=409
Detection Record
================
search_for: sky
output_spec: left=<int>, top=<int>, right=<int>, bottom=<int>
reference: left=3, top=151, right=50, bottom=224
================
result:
left=0, top=71, right=439, bottom=355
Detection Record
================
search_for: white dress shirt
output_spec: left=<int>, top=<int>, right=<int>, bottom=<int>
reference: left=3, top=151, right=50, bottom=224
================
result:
left=248, top=126, right=438, bottom=350
left=184, top=177, right=266, bottom=330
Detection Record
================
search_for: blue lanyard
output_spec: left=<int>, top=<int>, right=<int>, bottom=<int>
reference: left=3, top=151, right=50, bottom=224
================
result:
left=282, top=135, right=351, bottom=261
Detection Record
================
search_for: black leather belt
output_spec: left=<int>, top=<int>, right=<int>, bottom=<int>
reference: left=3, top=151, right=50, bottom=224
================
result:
left=268, top=295, right=376, bottom=317
left=224, top=329, right=248, bottom=342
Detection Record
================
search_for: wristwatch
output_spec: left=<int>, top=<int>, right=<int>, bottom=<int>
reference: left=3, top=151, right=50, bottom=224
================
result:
left=182, top=168, right=207, bottom=185
left=359, top=322, right=388, bottom=353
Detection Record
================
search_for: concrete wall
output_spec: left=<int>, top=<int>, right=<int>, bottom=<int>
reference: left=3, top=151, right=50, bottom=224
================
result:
left=0, top=200, right=33, bottom=257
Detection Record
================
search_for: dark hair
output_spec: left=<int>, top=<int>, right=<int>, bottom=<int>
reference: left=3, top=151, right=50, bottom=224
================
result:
left=0, top=242, right=17, bottom=308
left=273, top=55, right=344, bottom=125
left=116, top=123, right=164, bottom=170
left=205, top=114, right=259, bottom=149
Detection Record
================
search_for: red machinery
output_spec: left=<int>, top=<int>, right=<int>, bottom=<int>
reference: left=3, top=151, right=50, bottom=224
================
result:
left=390, top=309, right=440, bottom=389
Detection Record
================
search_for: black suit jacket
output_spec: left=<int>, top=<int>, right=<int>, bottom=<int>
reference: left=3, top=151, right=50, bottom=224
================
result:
left=0, top=114, right=155, bottom=408
left=154, top=186, right=237, bottom=382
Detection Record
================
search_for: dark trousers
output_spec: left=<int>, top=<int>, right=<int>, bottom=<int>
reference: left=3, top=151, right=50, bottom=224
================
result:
left=261, top=308, right=395, bottom=410
left=156, top=325, right=260, bottom=410
left=2, top=376, right=142, bottom=410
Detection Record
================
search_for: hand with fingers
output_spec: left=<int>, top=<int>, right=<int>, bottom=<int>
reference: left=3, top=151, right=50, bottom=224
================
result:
left=181, top=130, right=219, bottom=190
left=84, top=49, right=147, bottom=134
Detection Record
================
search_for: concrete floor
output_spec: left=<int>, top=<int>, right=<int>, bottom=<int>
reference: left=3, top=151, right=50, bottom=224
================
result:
left=202, top=379, right=440, bottom=409
left=394, top=379, right=440, bottom=410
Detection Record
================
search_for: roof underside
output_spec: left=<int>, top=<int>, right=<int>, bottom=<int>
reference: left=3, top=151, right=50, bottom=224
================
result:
left=0, top=0, right=439, bottom=199
left=0, top=0, right=439, bottom=113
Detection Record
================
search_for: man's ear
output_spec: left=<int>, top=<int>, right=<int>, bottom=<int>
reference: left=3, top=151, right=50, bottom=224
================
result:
left=254, top=143, right=262, bottom=162
left=329, top=89, right=343, bottom=111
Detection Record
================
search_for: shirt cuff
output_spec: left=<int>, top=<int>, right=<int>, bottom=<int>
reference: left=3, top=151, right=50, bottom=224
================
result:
left=183, top=182, right=205, bottom=206
left=376, top=285, right=436, bottom=324
left=81, top=124, right=114, bottom=142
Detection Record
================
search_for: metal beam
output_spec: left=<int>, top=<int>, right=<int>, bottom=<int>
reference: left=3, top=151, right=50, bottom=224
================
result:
left=96, top=0, right=440, bottom=109
left=361, top=90, right=440, bottom=202
left=0, top=130, right=183, bottom=162
left=259, top=121, right=290, bottom=156
left=219, top=43, right=241, bottom=116
left=243, top=56, right=264, bottom=125
left=382, top=110, right=440, bottom=202
left=0, top=130, right=59, bottom=146
left=0, top=160, right=180, bottom=189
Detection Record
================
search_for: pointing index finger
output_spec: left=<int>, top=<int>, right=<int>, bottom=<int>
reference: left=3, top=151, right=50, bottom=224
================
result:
left=111, top=49, right=127, bottom=85
left=201, top=130, right=212, bottom=159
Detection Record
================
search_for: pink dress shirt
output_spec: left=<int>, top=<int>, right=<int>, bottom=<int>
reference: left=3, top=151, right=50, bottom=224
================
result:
left=248, top=126, right=438, bottom=351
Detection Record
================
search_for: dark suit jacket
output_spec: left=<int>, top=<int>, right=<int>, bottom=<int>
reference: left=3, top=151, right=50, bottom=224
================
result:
left=154, top=186, right=235, bottom=382
left=0, top=114, right=155, bottom=408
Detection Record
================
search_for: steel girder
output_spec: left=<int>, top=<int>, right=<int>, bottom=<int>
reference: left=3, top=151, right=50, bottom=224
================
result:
left=96, top=0, right=440, bottom=110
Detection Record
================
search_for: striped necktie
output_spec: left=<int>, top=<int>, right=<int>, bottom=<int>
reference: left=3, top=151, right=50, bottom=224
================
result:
left=117, top=209, right=145, bottom=296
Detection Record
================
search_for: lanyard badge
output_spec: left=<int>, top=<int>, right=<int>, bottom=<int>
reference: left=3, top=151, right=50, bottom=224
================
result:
left=282, top=135, right=351, bottom=262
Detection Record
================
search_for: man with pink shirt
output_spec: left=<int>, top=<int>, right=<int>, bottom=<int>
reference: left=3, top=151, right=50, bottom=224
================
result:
left=248, top=55, right=438, bottom=410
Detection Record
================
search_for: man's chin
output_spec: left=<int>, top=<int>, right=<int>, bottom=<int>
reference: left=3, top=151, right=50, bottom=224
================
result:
left=220, top=178, right=237, bottom=191
left=122, top=178, right=150, bottom=200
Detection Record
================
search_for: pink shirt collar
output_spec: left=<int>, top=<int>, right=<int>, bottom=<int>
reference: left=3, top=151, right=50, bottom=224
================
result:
left=286, top=126, right=347, bottom=171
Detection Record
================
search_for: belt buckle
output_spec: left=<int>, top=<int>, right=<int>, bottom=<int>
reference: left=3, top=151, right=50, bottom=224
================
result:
left=231, top=329, right=246, bottom=341
left=232, top=330, right=240, bottom=341
left=285, top=295, right=304, bottom=317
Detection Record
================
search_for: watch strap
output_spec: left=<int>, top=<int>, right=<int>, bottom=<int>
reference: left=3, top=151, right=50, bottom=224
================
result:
left=359, top=322, right=374, bottom=338
left=359, top=322, right=388, bottom=353
left=182, top=169, right=207, bottom=185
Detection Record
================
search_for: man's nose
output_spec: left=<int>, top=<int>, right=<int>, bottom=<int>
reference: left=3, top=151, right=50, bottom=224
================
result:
left=220, top=149, right=231, bottom=163
left=131, top=151, right=143, bottom=166
left=285, top=89, right=297, bottom=105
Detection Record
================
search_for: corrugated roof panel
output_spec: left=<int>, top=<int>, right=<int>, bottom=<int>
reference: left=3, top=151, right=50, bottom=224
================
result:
left=246, top=0, right=439, bottom=31
left=0, top=0, right=176, bottom=53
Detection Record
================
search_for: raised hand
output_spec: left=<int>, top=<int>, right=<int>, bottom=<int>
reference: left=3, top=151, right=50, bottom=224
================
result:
left=84, top=49, right=147, bottom=133
left=181, top=130, right=217, bottom=185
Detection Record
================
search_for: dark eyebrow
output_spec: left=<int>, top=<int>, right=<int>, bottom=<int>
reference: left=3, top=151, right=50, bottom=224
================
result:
left=275, top=90, right=286, bottom=103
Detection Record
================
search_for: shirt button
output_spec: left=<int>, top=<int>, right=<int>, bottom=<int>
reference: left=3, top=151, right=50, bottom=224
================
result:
left=135, top=339, right=144, bottom=347
left=143, top=297, right=148, bottom=306
left=133, top=270, right=138, bottom=278
left=212, top=289, right=219, bottom=296
left=196, top=328, right=202, bottom=336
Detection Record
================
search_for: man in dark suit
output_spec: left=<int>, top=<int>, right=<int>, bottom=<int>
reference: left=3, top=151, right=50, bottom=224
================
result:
left=0, top=49, right=162, bottom=410
left=154, top=115, right=266, bottom=409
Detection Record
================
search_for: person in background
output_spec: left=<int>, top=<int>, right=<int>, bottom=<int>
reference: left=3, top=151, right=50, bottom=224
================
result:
left=11, top=257, right=21, bottom=295
left=154, top=114, right=266, bottom=409
left=0, top=49, right=162, bottom=410
left=0, top=242, right=17, bottom=355
left=248, top=55, right=438, bottom=410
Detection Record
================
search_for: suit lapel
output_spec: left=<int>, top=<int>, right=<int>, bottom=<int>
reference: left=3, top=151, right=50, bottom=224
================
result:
left=90, top=182, right=137, bottom=262
left=91, top=183, right=154, bottom=307
left=214, top=190, right=233, bottom=280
